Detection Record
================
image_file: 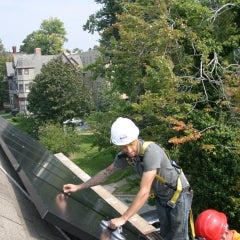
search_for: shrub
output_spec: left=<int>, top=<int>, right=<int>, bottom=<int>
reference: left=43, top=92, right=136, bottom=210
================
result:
left=39, top=123, right=81, bottom=156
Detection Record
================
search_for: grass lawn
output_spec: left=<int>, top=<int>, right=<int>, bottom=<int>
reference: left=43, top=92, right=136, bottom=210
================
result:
left=0, top=112, right=14, bottom=122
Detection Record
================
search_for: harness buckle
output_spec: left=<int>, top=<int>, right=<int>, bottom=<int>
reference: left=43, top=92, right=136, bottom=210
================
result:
left=149, top=193, right=156, bottom=199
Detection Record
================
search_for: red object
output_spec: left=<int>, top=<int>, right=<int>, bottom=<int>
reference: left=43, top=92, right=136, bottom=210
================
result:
left=195, top=209, right=228, bottom=240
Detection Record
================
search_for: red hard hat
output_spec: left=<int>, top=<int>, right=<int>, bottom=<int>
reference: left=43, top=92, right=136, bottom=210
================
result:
left=195, top=209, right=228, bottom=240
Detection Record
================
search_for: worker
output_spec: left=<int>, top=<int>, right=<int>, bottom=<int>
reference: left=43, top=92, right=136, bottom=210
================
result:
left=195, top=209, right=240, bottom=240
left=63, top=117, right=193, bottom=240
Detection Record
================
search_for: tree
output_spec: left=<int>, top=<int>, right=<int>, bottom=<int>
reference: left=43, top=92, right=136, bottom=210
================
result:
left=83, top=0, right=123, bottom=45
left=38, top=122, right=81, bottom=156
left=0, top=39, right=10, bottom=110
left=27, top=56, right=93, bottom=124
left=20, top=17, right=67, bottom=55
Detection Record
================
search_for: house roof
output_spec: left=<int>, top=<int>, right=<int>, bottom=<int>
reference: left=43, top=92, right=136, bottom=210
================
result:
left=5, top=49, right=99, bottom=80
left=13, top=54, right=57, bottom=74
left=80, top=49, right=100, bottom=67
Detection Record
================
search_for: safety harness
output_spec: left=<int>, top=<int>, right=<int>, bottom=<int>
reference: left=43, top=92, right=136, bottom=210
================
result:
left=139, top=141, right=182, bottom=208
left=139, top=141, right=196, bottom=239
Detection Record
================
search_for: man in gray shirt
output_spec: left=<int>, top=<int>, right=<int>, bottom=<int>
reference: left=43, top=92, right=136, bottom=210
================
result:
left=63, top=117, right=193, bottom=240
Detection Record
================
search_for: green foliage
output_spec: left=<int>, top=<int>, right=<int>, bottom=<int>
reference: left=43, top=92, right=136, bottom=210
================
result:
left=87, top=97, right=136, bottom=151
left=0, top=40, right=10, bottom=110
left=11, top=114, right=39, bottom=139
left=20, top=17, right=67, bottom=54
left=91, top=79, right=124, bottom=112
left=70, top=133, right=101, bottom=175
left=171, top=109, right=240, bottom=228
left=99, top=1, right=179, bottom=102
left=0, top=80, right=9, bottom=110
left=27, top=57, right=93, bottom=124
left=83, top=0, right=123, bottom=44
left=87, top=111, right=120, bottom=151
left=39, top=123, right=81, bottom=156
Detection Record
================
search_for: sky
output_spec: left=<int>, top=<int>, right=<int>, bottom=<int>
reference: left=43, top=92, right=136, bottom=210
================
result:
left=0, top=0, right=102, bottom=52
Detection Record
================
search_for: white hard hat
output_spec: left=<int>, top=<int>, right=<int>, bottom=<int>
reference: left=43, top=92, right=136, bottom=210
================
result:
left=110, top=117, right=139, bottom=146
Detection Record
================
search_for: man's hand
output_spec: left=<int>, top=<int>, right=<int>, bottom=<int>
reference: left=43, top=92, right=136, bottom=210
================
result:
left=109, top=216, right=126, bottom=229
left=63, top=183, right=81, bottom=195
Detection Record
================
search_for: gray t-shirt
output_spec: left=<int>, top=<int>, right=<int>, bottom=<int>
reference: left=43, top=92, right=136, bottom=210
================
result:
left=113, top=140, right=189, bottom=200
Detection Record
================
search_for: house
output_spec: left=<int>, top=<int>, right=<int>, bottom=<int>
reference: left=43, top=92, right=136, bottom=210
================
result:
left=5, top=47, right=100, bottom=114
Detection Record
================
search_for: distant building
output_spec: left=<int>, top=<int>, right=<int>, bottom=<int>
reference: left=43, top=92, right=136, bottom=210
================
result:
left=5, top=47, right=101, bottom=114
left=80, top=49, right=102, bottom=105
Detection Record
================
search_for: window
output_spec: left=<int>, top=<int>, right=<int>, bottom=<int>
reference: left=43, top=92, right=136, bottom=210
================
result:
left=18, top=84, right=24, bottom=93
left=25, top=84, right=30, bottom=93
left=24, top=69, right=29, bottom=75
left=17, top=69, right=22, bottom=75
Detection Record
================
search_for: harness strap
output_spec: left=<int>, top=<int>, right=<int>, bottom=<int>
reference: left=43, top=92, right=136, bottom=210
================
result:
left=166, top=170, right=182, bottom=208
left=140, top=141, right=154, bottom=155
left=190, top=209, right=196, bottom=239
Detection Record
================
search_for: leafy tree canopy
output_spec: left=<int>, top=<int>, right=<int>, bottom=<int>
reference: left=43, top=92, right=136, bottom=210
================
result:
left=20, top=17, right=67, bottom=55
left=83, top=0, right=123, bottom=45
left=0, top=39, right=10, bottom=109
left=27, top=56, right=93, bottom=124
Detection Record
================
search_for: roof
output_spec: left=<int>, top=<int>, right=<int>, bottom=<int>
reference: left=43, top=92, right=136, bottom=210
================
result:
left=80, top=49, right=100, bottom=67
left=5, top=49, right=99, bottom=80
left=13, top=54, right=56, bottom=74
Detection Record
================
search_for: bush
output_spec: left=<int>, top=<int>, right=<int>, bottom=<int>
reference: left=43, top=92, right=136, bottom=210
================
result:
left=10, top=114, right=39, bottom=138
left=39, top=123, right=81, bottom=156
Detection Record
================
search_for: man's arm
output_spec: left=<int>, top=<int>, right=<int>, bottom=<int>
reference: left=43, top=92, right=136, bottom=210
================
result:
left=109, top=169, right=157, bottom=229
left=63, top=163, right=120, bottom=194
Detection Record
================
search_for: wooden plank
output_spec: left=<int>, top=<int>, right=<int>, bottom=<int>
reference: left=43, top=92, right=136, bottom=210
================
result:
left=55, top=152, right=157, bottom=235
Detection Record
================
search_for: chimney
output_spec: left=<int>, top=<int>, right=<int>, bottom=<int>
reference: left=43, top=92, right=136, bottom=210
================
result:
left=12, top=46, right=17, bottom=53
left=34, top=48, right=41, bottom=55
